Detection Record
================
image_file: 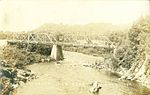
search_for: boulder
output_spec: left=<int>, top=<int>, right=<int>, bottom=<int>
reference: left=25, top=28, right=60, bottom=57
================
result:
left=89, top=81, right=102, bottom=93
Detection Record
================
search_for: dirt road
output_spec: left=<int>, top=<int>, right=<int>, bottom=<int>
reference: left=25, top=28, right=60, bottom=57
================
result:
left=15, top=51, right=145, bottom=95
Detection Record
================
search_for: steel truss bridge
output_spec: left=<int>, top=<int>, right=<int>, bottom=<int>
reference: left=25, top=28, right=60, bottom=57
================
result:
left=7, top=32, right=113, bottom=48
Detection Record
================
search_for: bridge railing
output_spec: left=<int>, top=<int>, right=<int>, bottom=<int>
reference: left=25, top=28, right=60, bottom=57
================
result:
left=7, top=33, right=53, bottom=43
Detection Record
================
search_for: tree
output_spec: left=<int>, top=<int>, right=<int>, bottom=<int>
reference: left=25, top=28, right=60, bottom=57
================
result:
left=120, top=16, right=150, bottom=80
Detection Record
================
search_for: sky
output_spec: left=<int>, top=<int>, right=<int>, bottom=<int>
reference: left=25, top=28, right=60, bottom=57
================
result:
left=0, top=0, right=149, bottom=31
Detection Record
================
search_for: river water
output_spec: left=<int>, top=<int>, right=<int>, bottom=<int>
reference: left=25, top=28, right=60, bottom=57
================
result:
left=15, top=51, right=150, bottom=95
left=0, top=39, right=148, bottom=95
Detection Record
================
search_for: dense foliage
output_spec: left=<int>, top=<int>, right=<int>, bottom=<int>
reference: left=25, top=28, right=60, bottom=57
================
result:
left=109, top=16, right=150, bottom=80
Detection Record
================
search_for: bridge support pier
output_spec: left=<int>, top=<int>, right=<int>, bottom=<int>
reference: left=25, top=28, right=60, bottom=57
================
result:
left=50, top=44, right=64, bottom=61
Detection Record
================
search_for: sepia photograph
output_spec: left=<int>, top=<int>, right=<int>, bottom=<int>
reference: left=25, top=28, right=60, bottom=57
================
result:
left=0, top=0, right=150, bottom=95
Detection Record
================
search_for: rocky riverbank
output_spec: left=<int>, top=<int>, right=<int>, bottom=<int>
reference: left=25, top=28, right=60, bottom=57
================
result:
left=0, top=60, right=37, bottom=95
left=0, top=41, right=53, bottom=95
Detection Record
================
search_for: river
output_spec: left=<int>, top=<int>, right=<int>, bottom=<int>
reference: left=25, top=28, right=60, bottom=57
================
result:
left=15, top=51, right=149, bottom=95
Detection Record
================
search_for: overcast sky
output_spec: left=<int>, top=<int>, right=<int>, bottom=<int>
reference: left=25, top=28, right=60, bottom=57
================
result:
left=0, top=0, right=149, bottom=31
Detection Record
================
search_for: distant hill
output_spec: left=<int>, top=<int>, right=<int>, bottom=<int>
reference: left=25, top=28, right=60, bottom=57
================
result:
left=33, top=23, right=130, bottom=35
left=32, top=23, right=129, bottom=39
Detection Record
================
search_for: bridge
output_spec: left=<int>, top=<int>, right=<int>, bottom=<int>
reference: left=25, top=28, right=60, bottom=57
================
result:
left=7, top=32, right=113, bottom=61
